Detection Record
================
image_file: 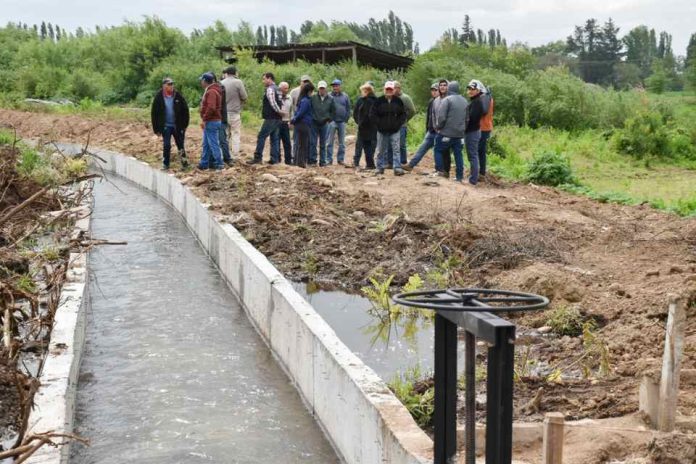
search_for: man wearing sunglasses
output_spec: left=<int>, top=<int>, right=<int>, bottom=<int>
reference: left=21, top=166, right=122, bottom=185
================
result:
left=150, top=77, right=190, bottom=170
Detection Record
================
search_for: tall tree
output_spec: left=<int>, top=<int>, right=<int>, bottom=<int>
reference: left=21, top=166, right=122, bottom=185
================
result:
left=47, top=22, right=55, bottom=41
left=623, top=25, right=657, bottom=81
left=40, top=21, right=47, bottom=40
left=477, top=29, right=485, bottom=45
left=270, top=25, right=276, bottom=46
left=686, top=33, right=696, bottom=68
left=55, top=24, right=62, bottom=41
left=496, top=29, right=502, bottom=46
left=567, top=18, right=622, bottom=85
left=461, top=15, right=472, bottom=44
left=255, top=26, right=264, bottom=45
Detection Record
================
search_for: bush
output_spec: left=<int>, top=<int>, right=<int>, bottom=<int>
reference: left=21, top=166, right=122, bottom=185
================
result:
left=612, top=112, right=671, bottom=158
left=545, top=305, right=585, bottom=337
left=525, top=151, right=577, bottom=186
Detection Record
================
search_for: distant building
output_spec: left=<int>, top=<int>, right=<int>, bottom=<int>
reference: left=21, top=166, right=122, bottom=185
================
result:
left=216, top=41, right=414, bottom=71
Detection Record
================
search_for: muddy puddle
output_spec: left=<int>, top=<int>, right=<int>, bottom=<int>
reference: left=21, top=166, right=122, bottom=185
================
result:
left=71, top=175, right=338, bottom=463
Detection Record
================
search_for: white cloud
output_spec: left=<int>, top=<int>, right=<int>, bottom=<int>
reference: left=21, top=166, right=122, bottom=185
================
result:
left=2, top=0, right=693, bottom=54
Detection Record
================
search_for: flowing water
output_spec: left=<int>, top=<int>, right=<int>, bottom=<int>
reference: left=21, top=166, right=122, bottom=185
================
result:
left=71, top=176, right=338, bottom=463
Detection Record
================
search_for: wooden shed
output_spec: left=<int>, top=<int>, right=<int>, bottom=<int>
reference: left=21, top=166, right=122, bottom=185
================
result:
left=217, top=41, right=413, bottom=71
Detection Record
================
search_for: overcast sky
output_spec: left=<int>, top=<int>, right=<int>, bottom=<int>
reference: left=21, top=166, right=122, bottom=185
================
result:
left=3, top=0, right=694, bottom=55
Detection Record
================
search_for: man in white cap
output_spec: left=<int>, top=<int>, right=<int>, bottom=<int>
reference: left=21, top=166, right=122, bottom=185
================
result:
left=326, top=79, right=351, bottom=165
left=368, top=81, right=406, bottom=176
left=310, top=80, right=335, bottom=166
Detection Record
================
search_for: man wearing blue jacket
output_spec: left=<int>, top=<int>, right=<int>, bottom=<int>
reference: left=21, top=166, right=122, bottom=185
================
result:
left=326, top=79, right=351, bottom=165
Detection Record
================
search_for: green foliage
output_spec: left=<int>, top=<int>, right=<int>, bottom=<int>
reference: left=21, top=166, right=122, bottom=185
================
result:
left=361, top=273, right=395, bottom=313
left=613, top=112, right=673, bottom=158
left=301, top=251, right=319, bottom=277
left=545, top=305, right=585, bottom=337
left=388, top=366, right=434, bottom=428
left=16, top=274, right=37, bottom=294
left=525, top=151, right=577, bottom=186
left=581, top=322, right=611, bottom=378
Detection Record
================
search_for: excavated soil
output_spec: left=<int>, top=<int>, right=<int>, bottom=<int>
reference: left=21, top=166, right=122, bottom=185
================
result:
left=3, top=109, right=696, bottom=462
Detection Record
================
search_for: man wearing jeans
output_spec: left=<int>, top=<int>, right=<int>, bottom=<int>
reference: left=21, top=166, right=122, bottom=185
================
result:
left=221, top=66, right=248, bottom=161
left=387, top=81, right=415, bottom=167
left=403, top=83, right=439, bottom=172
left=197, top=73, right=224, bottom=170
left=150, top=77, right=190, bottom=170
left=310, top=81, right=335, bottom=166
left=434, top=81, right=468, bottom=182
left=248, top=72, right=283, bottom=164
left=327, top=79, right=351, bottom=165
left=464, top=80, right=485, bottom=185
left=369, top=81, right=406, bottom=176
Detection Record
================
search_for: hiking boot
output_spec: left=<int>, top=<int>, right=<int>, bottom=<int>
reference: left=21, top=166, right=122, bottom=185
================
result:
left=224, top=159, right=235, bottom=167
left=402, top=164, right=413, bottom=172
left=161, top=165, right=170, bottom=171
left=437, top=171, right=449, bottom=178
left=394, top=168, right=405, bottom=176
left=178, top=149, right=190, bottom=169
left=246, top=158, right=262, bottom=165
left=386, top=163, right=393, bottom=169
left=374, top=168, right=385, bottom=175
left=338, top=161, right=345, bottom=166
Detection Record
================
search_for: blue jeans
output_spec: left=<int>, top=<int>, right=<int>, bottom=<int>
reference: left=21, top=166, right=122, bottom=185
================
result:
left=253, top=119, right=281, bottom=162
left=409, top=130, right=437, bottom=168
left=465, top=130, right=481, bottom=184
left=162, top=125, right=184, bottom=168
left=327, top=121, right=347, bottom=163
left=279, top=122, right=292, bottom=164
left=311, top=122, right=330, bottom=165
left=200, top=121, right=223, bottom=169
left=376, top=131, right=401, bottom=170
left=219, top=122, right=231, bottom=163
left=479, top=131, right=491, bottom=176
left=435, top=135, right=464, bottom=181
left=388, top=126, right=408, bottom=164
left=354, top=135, right=376, bottom=168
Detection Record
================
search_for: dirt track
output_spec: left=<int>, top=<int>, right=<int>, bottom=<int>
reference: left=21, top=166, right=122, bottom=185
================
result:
left=2, top=108, right=696, bottom=461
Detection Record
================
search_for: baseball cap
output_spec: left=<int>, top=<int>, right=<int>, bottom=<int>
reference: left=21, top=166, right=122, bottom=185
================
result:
left=162, top=77, right=174, bottom=85
left=331, top=79, right=342, bottom=86
left=317, top=80, right=328, bottom=89
left=199, top=72, right=215, bottom=83
left=384, top=81, right=395, bottom=89
left=430, top=83, right=438, bottom=90
left=467, top=79, right=484, bottom=91
left=300, top=74, right=311, bottom=83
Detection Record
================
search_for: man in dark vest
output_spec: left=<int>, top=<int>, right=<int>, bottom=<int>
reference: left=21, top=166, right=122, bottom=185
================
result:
left=247, top=72, right=283, bottom=164
left=150, top=77, right=190, bottom=170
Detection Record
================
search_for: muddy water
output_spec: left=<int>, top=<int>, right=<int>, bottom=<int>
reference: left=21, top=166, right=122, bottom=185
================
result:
left=293, top=284, right=464, bottom=381
left=71, top=176, right=338, bottom=463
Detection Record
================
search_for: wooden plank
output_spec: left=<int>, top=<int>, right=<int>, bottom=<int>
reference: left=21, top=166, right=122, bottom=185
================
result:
left=542, top=412, right=564, bottom=464
left=658, top=294, right=688, bottom=432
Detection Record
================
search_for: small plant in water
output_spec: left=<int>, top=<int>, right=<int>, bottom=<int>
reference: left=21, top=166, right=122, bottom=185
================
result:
left=301, top=251, right=319, bottom=277
left=581, top=322, right=611, bottom=378
left=388, top=365, right=434, bottom=428
left=361, top=273, right=395, bottom=313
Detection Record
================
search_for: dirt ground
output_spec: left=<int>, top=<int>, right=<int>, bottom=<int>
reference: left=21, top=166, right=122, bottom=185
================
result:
left=2, top=108, right=696, bottom=463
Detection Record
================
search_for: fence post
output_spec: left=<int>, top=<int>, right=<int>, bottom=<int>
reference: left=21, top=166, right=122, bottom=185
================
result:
left=542, top=412, right=564, bottom=464
left=658, top=294, right=688, bottom=432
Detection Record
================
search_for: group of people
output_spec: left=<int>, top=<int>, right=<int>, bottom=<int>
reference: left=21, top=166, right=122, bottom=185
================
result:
left=150, top=66, right=494, bottom=185
left=150, top=66, right=248, bottom=171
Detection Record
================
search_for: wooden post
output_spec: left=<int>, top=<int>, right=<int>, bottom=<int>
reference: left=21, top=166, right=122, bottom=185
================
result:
left=542, top=412, right=564, bottom=464
left=639, top=375, right=660, bottom=428
left=658, top=294, right=688, bottom=432
left=321, top=49, right=326, bottom=64
left=352, top=46, right=357, bottom=66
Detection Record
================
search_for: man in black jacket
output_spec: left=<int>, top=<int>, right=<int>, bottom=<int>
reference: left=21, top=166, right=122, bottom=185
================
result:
left=369, top=81, right=406, bottom=176
left=151, top=77, right=190, bottom=170
left=465, top=79, right=486, bottom=185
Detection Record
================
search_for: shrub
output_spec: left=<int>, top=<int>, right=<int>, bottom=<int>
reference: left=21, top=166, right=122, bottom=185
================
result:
left=612, top=112, right=671, bottom=158
left=545, top=305, right=585, bottom=337
left=525, top=151, right=577, bottom=186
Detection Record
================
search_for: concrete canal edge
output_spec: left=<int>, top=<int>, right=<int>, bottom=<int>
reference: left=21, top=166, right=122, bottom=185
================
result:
left=27, top=195, right=92, bottom=464
left=88, top=148, right=434, bottom=464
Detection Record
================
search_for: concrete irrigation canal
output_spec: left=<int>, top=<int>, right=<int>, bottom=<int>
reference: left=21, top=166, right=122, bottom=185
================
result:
left=70, top=175, right=339, bottom=463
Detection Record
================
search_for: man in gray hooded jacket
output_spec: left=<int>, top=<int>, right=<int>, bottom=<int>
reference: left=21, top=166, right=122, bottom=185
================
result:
left=434, top=81, right=469, bottom=183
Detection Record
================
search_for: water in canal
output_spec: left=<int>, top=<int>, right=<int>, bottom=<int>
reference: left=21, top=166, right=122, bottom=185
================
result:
left=71, top=176, right=338, bottom=463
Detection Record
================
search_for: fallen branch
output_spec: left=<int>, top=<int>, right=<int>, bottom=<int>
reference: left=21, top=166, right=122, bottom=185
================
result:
left=0, top=186, right=50, bottom=228
left=76, top=239, right=127, bottom=247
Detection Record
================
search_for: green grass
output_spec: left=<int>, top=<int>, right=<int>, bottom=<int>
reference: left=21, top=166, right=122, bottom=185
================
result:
left=491, top=119, right=696, bottom=216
